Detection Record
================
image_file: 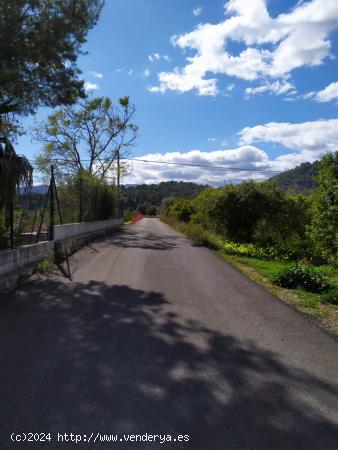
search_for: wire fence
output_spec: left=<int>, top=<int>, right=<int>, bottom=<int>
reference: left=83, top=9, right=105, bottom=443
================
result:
left=0, top=166, right=121, bottom=251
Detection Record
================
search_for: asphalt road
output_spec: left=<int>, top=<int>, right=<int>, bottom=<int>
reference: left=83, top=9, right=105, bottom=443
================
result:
left=0, top=218, right=338, bottom=449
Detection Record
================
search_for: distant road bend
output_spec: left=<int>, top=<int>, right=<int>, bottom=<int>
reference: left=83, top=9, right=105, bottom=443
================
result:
left=0, top=218, right=338, bottom=449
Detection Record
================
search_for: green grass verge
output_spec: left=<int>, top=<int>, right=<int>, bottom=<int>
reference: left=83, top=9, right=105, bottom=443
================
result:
left=161, top=215, right=338, bottom=335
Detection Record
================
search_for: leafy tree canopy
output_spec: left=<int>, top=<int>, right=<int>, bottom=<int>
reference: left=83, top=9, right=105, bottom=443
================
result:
left=0, top=0, right=104, bottom=116
left=122, top=181, right=207, bottom=211
left=309, top=151, right=338, bottom=265
left=34, top=96, right=137, bottom=180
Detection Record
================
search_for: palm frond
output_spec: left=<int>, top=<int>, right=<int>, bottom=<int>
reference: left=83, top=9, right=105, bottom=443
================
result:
left=0, top=135, right=33, bottom=209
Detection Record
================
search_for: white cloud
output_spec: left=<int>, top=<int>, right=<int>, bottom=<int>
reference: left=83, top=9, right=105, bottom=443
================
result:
left=122, top=116, right=338, bottom=185
left=148, top=69, right=218, bottom=96
left=193, top=7, right=203, bottom=17
left=88, top=70, right=103, bottom=79
left=148, top=53, right=161, bottom=63
left=208, top=137, right=217, bottom=143
left=239, top=118, right=338, bottom=166
left=121, top=116, right=338, bottom=186
left=84, top=81, right=99, bottom=91
left=143, top=68, right=151, bottom=78
left=114, top=67, right=134, bottom=76
left=148, top=53, right=171, bottom=63
left=149, top=0, right=338, bottom=96
left=123, top=146, right=273, bottom=186
left=305, top=81, right=338, bottom=103
left=245, top=80, right=296, bottom=97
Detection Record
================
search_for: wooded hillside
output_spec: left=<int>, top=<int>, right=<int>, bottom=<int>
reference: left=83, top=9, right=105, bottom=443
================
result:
left=121, top=181, right=208, bottom=210
left=269, top=161, right=319, bottom=193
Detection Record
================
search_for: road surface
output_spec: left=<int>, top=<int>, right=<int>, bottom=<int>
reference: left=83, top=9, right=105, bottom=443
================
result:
left=0, top=218, right=337, bottom=449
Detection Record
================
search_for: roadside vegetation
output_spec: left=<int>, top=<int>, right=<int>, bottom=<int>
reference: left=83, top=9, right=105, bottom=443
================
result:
left=161, top=152, right=338, bottom=333
left=122, top=181, right=207, bottom=214
left=0, top=95, right=134, bottom=250
left=0, top=2, right=137, bottom=250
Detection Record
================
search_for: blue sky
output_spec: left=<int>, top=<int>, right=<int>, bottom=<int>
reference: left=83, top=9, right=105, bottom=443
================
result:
left=19, top=0, right=338, bottom=185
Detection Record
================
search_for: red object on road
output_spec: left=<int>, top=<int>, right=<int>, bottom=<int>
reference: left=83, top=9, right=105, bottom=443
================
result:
left=132, top=214, right=144, bottom=223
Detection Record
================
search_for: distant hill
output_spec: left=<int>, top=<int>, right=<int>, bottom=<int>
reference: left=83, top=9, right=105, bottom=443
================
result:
left=121, top=181, right=208, bottom=210
left=269, top=161, right=319, bottom=193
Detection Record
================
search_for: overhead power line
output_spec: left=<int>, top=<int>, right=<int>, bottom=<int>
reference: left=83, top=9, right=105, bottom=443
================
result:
left=28, top=157, right=282, bottom=174
left=124, top=158, right=282, bottom=174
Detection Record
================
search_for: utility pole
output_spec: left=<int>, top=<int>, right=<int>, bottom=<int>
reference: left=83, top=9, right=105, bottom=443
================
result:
left=117, top=149, right=121, bottom=218
left=112, top=175, right=117, bottom=219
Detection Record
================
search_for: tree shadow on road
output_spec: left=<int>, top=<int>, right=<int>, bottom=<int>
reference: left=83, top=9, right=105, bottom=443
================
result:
left=0, top=280, right=338, bottom=449
left=107, top=227, right=180, bottom=251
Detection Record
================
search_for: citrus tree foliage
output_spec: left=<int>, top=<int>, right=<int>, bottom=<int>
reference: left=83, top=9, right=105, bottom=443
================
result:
left=309, top=151, right=338, bottom=265
left=167, top=181, right=312, bottom=258
left=191, top=182, right=289, bottom=243
left=0, top=0, right=104, bottom=116
left=35, top=96, right=137, bottom=180
left=169, top=198, right=196, bottom=223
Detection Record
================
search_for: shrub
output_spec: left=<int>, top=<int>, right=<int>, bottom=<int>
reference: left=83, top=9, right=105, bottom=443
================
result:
left=273, top=265, right=331, bottom=293
left=320, top=287, right=338, bottom=305
left=169, top=199, right=194, bottom=222
left=146, top=205, right=157, bottom=216
left=36, top=254, right=54, bottom=273
left=137, top=204, right=147, bottom=215
left=190, top=187, right=223, bottom=231
left=123, top=210, right=134, bottom=222
left=308, top=151, right=338, bottom=266
left=221, top=241, right=293, bottom=260
left=160, top=197, right=175, bottom=215
left=185, top=223, right=207, bottom=243
left=190, top=182, right=311, bottom=251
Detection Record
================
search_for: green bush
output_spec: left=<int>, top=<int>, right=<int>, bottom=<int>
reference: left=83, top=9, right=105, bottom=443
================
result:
left=308, top=151, right=338, bottom=266
left=36, top=254, right=54, bottom=273
left=222, top=241, right=295, bottom=260
left=160, top=197, right=175, bottom=215
left=123, top=210, right=134, bottom=222
left=169, top=198, right=194, bottom=222
left=137, top=204, right=148, bottom=215
left=146, top=205, right=157, bottom=216
left=189, top=183, right=311, bottom=256
left=273, top=265, right=331, bottom=293
left=320, top=287, right=338, bottom=305
left=190, top=187, right=223, bottom=231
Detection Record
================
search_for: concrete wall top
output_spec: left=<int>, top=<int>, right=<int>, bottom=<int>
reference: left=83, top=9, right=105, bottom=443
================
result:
left=54, top=219, right=123, bottom=242
left=0, top=241, right=54, bottom=277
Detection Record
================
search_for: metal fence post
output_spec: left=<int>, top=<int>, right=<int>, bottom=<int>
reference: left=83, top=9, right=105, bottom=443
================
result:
left=79, top=173, right=83, bottom=223
left=9, top=201, right=14, bottom=249
left=49, top=165, right=55, bottom=241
